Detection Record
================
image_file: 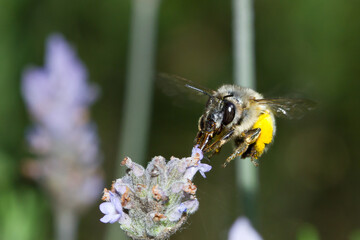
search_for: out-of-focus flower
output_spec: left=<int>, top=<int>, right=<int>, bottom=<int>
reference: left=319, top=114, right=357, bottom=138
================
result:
left=228, top=217, right=263, bottom=240
left=22, top=34, right=103, bottom=213
left=100, top=146, right=211, bottom=239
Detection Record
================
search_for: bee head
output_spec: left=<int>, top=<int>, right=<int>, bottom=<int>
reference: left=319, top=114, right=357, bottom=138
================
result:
left=196, top=95, right=236, bottom=150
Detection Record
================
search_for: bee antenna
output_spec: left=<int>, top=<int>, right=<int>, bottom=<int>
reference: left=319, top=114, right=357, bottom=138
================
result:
left=185, top=84, right=212, bottom=97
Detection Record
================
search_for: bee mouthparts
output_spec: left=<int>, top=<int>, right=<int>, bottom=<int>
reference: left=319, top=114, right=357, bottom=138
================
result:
left=197, top=132, right=213, bottom=151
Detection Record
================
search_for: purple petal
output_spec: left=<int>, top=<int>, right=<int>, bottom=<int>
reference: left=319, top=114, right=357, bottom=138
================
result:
left=113, top=198, right=123, bottom=214
left=182, top=199, right=199, bottom=214
left=99, top=202, right=115, bottom=215
left=200, top=163, right=212, bottom=172
left=109, top=192, right=123, bottom=214
left=108, top=214, right=122, bottom=224
left=178, top=203, right=187, bottom=213
left=100, top=214, right=121, bottom=224
left=198, top=163, right=212, bottom=178
left=191, top=145, right=203, bottom=160
left=100, top=214, right=113, bottom=223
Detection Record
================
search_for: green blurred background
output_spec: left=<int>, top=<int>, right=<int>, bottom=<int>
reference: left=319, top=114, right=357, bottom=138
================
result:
left=1, top=0, right=359, bottom=239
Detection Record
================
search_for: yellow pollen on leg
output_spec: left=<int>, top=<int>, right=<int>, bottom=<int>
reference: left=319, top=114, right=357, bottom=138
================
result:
left=251, top=111, right=274, bottom=158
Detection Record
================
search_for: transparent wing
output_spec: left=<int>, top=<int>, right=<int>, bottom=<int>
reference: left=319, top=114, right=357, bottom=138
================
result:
left=156, top=73, right=215, bottom=104
left=255, top=98, right=316, bottom=119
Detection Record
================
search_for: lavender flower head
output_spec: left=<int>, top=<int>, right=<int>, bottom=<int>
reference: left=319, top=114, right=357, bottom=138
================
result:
left=99, top=145, right=211, bottom=239
left=22, top=34, right=103, bottom=213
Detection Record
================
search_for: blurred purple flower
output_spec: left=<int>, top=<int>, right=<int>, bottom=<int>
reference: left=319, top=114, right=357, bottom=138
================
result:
left=22, top=34, right=98, bottom=135
left=228, top=217, right=262, bottom=240
left=22, top=33, right=103, bottom=213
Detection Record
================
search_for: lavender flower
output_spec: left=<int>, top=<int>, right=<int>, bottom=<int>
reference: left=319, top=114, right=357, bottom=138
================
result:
left=228, top=217, right=263, bottom=240
left=100, top=191, right=124, bottom=224
left=100, top=146, right=211, bottom=239
left=183, top=145, right=212, bottom=179
left=22, top=34, right=103, bottom=214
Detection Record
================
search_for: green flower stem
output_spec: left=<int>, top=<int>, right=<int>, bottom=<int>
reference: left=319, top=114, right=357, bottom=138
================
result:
left=55, top=207, right=78, bottom=240
left=116, top=0, right=161, bottom=174
left=107, top=0, right=161, bottom=239
left=232, top=0, right=259, bottom=224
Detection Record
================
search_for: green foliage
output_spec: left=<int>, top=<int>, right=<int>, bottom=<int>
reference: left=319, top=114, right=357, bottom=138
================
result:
left=0, top=151, right=16, bottom=190
left=0, top=189, right=48, bottom=240
left=350, top=230, right=360, bottom=240
left=297, top=223, right=320, bottom=240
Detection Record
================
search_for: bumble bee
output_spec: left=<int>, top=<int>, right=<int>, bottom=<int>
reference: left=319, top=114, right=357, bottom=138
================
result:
left=159, top=74, right=316, bottom=167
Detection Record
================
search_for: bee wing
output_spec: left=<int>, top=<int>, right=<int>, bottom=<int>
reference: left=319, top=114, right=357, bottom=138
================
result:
left=255, top=98, right=316, bottom=119
left=157, top=73, right=215, bottom=104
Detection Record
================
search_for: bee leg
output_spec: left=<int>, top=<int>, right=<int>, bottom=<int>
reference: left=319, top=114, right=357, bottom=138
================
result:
left=251, top=158, right=260, bottom=167
left=249, top=148, right=261, bottom=166
left=222, top=143, right=248, bottom=168
left=222, top=128, right=261, bottom=168
left=204, top=130, right=234, bottom=155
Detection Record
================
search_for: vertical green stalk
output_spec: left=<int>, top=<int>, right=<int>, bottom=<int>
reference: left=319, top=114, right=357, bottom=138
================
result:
left=232, top=0, right=259, bottom=223
left=117, top=0, right=161, bottom=173
left=107, top=0, right=161, bottom=239
left=0, top=0, right=22, bottom=148
left=55, top=207, right=78, bottom=240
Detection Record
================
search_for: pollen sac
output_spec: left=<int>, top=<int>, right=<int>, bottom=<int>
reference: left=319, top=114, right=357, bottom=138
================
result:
left=99, top=149, right=211, bottom=240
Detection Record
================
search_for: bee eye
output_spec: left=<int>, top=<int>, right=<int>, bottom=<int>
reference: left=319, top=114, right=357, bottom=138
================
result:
left=222, top=101, right=235, bottom=125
